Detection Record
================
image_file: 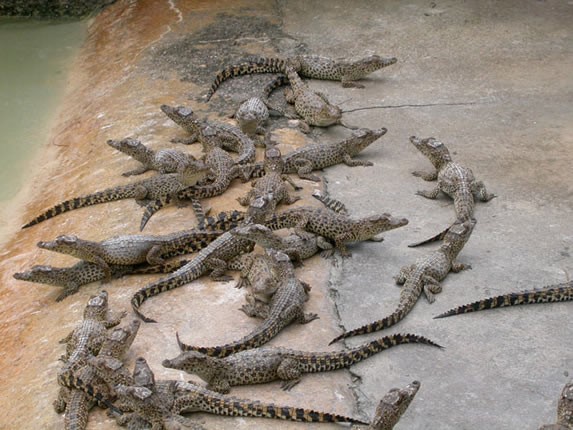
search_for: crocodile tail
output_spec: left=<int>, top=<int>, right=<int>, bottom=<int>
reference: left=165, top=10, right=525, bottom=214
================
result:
left=177, top=316, right=287, bottom=358
left=58, top=372, right=120, bottom=413
left=129, top=259, right=191, bottom=275
left=161, top=231, right=224, bottom=259
left=22, top=185, right=137, bottom=229
left=311, top=190, right=348, bottom=215
left=434, top=283, right=573, bottom=319
left=140, top=195, right=172, bottom=231
left=131, top=261, right=203, bottom=323
left=64, top=390, right=90, bottom=430
left=262, top=74, right=290, bottom=99
left=205, top=57, right=289, bottom=101
left=301, top=333, right=442, bottom=372
left=197, top=210, right=246, bottom=231
left=408, top=226, right=450, bottom=247
left=329, top=299, right=418, bottom=344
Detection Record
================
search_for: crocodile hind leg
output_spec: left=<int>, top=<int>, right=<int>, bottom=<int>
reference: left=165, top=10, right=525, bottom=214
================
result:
left=281, top=174, right=303, bottom=191
left=207, top=258, right=234, bottom=282
left=277, top=358, right=303, bottom=391
left=421, top=274, right=442, bottom=303
left=395, top=265, right=415, bottom=285
left=293, top=159, right=321, bottom=181
left=415, top=186, right=441, bottom=199
left=472, top=181, right=496, bottom=202
left=140, top=196, right=171, bottom=231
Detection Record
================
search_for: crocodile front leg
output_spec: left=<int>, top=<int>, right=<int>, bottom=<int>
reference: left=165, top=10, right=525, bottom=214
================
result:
left=416, top=186, right=441, bottom=199
left=471, top=180, right=496, bottom=202
left=293, top=158, right=321, bottom=181
left=421, top=274, right=442, bottom=303
left=412, top=170, right=438, bottom=181
left=342, top=153, right=373, bottom=167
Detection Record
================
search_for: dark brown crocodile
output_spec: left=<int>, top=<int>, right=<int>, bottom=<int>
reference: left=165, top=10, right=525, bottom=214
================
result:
left=163, top=333, right=440, bottom=393
left=330, top=218, right=476, bottom=344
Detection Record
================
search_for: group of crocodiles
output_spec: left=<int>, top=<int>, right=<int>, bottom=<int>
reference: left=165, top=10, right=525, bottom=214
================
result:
left=15, top=51, right=572, bottom=429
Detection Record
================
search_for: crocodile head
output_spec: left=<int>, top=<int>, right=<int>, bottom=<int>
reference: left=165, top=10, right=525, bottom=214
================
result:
left=263, top=146, right=284, bottom=173
left=358, top=55, right=398, bottom=73
left=358, top=213, right=409, bottom=240
left=246, top=193, right=276, bottom=224
left=162, top=351, right=221, bottom=382
left=442, top=218, right=477, bottom=257
left=133, top=357, right=156, bottom=388
left=347, top=127, right=388, bottom=154
left=83, top=290, right=109, bottom=319
left=312, top=102, right=343, bottom=127
left=37, top=234, right=79, bottom=251
left=410, top=136, right=452, bottom=167
left=161, top=104, right=198, bottom=131
left=106, top=137, right=143, bottom=156
left=370, top=380, right=420, bottom=429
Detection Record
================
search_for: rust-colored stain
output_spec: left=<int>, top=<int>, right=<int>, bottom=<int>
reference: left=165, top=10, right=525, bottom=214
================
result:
left=0, top=1, right=355, bottom=429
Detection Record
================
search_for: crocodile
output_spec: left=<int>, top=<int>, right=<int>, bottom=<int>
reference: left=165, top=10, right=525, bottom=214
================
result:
left=363, top=380, right=421, bottom=430
left=237, top=146, right=302, bottom=216
left=54, top=320, right=140, bottom=430
left=107, top=137, right=197, bottom=176
left=232, top=96, right=270, bottom=137
left=161, top=104, right=256, bottom=165
left=139, top=146, right=250, bottom=230
left=205, top=54, right=398, bottom=100
left=22, top=160, right=210, bottom=229
left=36, top=229, right=224, bottom=281
left=176, top=249, right=318, bottom=358
left=263, top=205, right=409, bottom=257
left=539, top=380, right=573, bottom=430
left=330, top=218, right=476, bottom=344
left=131, top=229, right=255, bottom=322
left=434, top=281, right=573, bottom=319
left=171, top=380, right=368, bottom=425
left=408, top=136, right=495, bottom=247
left=163, top=333, right=439, bottom=393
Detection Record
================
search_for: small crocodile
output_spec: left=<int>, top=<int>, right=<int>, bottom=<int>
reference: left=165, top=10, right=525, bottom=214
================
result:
left=434, top=281, right=573, bottom=319
left=22, top=160, right=209, bottom=229
left=36, top=230, right=224, bottom=281
left=161, top=104, right=256, bottom=165
left=330, top=218, right=476, bottom=344
left=176, top=249, right=318, bottom=358
left=131, top=229, right=255, bottom=323
left=163, top=333, right=440, bottom=393
left=539, top=380, right=573, bottom=430
left=205, top=54, right=398, bottom=100
left=232, top=97, right=270, bottom=137
left=171, top=380, right=368, bottom=425
left=107, top=137, right=197, bottom=176
left=408, top=136, right=495, bottom=247
left=363, top=380, right=421, bottom=430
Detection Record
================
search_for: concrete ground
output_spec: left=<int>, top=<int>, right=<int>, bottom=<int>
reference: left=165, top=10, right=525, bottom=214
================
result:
left=0, top=0, right=571, bottom=429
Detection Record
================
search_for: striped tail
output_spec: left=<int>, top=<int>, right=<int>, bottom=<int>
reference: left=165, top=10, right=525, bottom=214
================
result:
left=131, top=261, right=204, bottom=323
left=58, top=372, right=121, bottom=414
left=140, top=195, right=172, bottom=231
left=22, top=185, right=137, bottom=229
left=301, top=333, right=442, bottom=372
left=262, top=74, right=290, bottom=99
left=196, top=210, right=246, bottom=231
left=329, top=297, right=419, bottom=344
left=205, top=57, right=289, bottom=101
left=176, top=315, right=288, bottom=358
left=311, top=190, right=348, bottom=215
left=408, top=225, right=449, bottom=247
left=434, top=283, right=573, bottom=319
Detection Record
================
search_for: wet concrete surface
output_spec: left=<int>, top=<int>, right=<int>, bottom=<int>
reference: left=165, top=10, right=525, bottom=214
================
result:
left=0, top=0, right=572, bottom=429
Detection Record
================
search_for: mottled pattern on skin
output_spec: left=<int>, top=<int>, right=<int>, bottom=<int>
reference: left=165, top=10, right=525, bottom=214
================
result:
left=264, top=206, right=408, bottom=257
left=163, top=334, right=439, bottom=393
left=434, top=281, right=573, bottom=319
left=330, top=219, right=476, bottom=344
left=539, top=381, right=573, bottom=430
left=364, top=380, right=421, bottom=430
left=171, top=380, right=368, bottom=425
left=176, top=250, right=317, bottom=358
left=205, top=54, right=398, bottom=100
left=131, top=230, right=255, bottom=323
left=409, top=136, right=495, bottom=247
left=161, top=104, right=256, bottom=165
left=21, top=161, right=209, bottom=229
left=107, top=137, right=197, bottom=176
left=233, top=97, right=269, bottom=137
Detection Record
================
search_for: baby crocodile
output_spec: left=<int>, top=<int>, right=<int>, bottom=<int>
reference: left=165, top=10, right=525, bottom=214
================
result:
left=364, top=380, right=421, bottom=430
left=330, top=218, right=476, bottom=344
left=434, top=281, right=573, bottom=319
left=163, top=333, right=440, bottom=393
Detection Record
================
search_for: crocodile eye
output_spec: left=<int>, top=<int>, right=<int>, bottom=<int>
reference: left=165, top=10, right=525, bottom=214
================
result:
left=177, top=106, right=193, bottom=116
left=426, top=138, right=443, bottom=148
left=58, top=235, right=78, bottom=245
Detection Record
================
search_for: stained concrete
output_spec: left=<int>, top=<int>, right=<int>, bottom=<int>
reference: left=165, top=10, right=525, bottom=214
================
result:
left=0, top=0, right=572, bottom=429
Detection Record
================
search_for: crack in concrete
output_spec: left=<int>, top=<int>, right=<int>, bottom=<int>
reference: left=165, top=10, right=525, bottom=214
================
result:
left=342, top=100, right=491, bottom=113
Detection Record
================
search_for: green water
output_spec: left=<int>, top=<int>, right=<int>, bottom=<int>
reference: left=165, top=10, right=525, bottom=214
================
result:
left=0, top=18, right=86, bottom=202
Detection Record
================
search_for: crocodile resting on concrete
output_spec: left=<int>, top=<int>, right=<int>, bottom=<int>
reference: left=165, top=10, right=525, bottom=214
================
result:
left=21, top=160, right=209, bottom=229
left=539, top=380, right=573, bottom=430
left=434, top=281, right=573, bottom=319
left=176, top=249, right=318, bottom=358
left=330, top=218, right=476, bottom=344
left=107, top=137, right=197, bottom=176
left=205, top=54, right=398, bottom=101
left=163, top=333, right=440, bottom=393
left=408, top=136, right=495, bottom=247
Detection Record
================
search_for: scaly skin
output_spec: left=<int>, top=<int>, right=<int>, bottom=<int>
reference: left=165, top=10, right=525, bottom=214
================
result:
left=171, top=380, right=368, bottom=425
left=131, top=230, right=255, bottom=323
left=205, top=54, right=398, bottom=100
left=227, top=252, right=282, bottom=307
left=363, top=380, right=421, bottom=430
left=238, top=147, right=302, bottom=217
left=161, top=104, right=255, bottom=165
left=163, top=334, right=440, bottom=393
left=408, top=136, right=495, bottom=247
left=22, top=161, right=209, bottom=229
left=176, top=250, right=318, bottom=358
left=330, top=218, right=476, bottom=344
left=107, top=137, right=197, bottom=176
left=264, top=206, right=409, bottom=257
left=434, top=281, right=573, bottom=319
left=312, top=189, right=348, bottom=214
left=140, top=146, right=249, bottom=230
left=539, top=381, right=573, bottom=430
left=37, top=230, right=223, bottom=279
left=233, top=97, right=269, bottom=137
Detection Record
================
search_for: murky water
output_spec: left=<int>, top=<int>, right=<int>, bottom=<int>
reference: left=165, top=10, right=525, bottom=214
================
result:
left=0, top=18, right=86, bottom=202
